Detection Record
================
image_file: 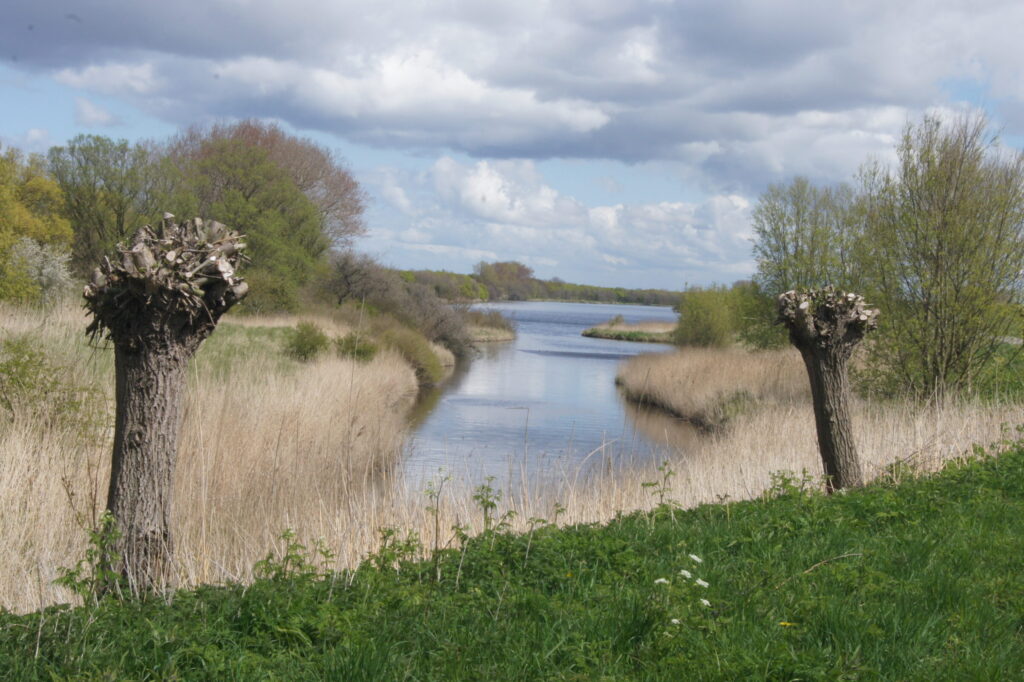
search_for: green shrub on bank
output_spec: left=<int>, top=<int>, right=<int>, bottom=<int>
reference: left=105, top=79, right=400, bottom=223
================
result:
left=372, top=319, right=443, bottom=384
left=673, top=281, right=786, bottom=350
left=335, top=333, right=377, bottom=362
left=284, top=322, right=330, bottom=362
left=464, top=309, right=516, bottom=333
left=674, top=286, right=735, bottom=347
left=4, top=435, right=1024, bottom=678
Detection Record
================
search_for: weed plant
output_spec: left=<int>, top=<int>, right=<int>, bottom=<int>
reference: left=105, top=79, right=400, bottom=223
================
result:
left=3, top=437, right=1024, bottom=678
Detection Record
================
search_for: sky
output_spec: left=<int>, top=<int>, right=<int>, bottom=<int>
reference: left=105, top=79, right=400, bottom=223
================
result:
left=2, top=0, right=1023, bottom=289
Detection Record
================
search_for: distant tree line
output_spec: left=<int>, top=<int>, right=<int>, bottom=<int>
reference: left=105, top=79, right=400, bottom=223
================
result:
left=401, top=261, right=682, bottom=306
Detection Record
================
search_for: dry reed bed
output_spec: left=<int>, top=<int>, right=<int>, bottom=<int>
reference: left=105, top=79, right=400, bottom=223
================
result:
left=2, top=305, right=1022, bottom=613
left=0, top=305, right=418, bottom=611
left=616, top=348, right=809, bottom=427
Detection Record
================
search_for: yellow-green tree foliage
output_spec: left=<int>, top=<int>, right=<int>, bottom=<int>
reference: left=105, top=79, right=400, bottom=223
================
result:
left=0, top=146, right=72, bottom=301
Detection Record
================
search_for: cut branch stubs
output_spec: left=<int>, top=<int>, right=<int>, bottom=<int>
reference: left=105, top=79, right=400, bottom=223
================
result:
left=84, top=213, right=248, bottom=594
left=777, top=288, right=879, bottom=493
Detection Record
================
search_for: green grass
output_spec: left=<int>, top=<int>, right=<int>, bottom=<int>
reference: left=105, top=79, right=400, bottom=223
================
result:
left=582, top=327, right=674, bottom=343
left=4, top=436, right=1024, bottom=679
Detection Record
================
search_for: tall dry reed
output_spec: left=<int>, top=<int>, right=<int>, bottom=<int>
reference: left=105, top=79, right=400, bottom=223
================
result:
left=1, top=304, right=1021, bottom=613
left=616, top=347, right=809, bottom=426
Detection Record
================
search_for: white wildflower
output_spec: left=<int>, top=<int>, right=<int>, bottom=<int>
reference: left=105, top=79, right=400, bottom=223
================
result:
left=695, top=578, right=709, bottom=588
left=654, top=578, right=670, bottom=585
left=689, top=554, right=703, bottom=563
left=670, top=618, right=681, bottom=625
left=679, top=569, right=692, bottom=579
left=700, top=599, right=711, bottom=607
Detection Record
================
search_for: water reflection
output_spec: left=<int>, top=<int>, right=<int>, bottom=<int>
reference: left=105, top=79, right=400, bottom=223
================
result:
left=403, top=301, right=686, bottom=487
left=621, top=397, right=702, bottom=454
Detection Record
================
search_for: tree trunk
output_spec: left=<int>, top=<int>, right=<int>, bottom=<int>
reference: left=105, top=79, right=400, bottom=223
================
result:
left=798, top=344, right=863, bottom=491
left=84, top=214, right=249, bottom=595
left=107, top=340, right=190, bottom=593
left=778, top=289, right=879, bottom=493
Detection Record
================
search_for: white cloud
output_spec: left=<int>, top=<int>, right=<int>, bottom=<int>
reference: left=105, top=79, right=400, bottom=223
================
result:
left=365, top=155, right=757, bottom=286
left=74, top=97, right=119, bottom=127
left=1, top=128, right=52, bottom=154
left=56, top=62, right=161, bottom=95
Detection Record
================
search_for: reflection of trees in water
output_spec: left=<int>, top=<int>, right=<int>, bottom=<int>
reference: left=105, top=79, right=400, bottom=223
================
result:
left=620, top=393, right=702, bottom=453
left=406, top=342, right=511, bottom=429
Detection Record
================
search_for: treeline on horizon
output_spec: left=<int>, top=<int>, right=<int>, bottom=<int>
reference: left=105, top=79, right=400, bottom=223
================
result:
left=400, top=261, right=682, bottom=306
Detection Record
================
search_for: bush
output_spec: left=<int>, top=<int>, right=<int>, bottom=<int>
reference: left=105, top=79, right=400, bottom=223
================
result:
left=335, top=333, right=377, bottom=362
left=372, top=319, right=444, bottom=385
left=6, top=237, right=73, bottom=305
left=464, top=309, right=516, bottom=333
left=732, top=281, right=787, bottom=349
left=0, top=334, right=101, bottom=431
left=674, top=287, right=735, bottom=347
left=284, top=322, right=330, bottom=362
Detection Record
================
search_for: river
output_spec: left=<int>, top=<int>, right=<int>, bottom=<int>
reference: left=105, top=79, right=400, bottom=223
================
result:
left=403, top=301, right=699, bottom=488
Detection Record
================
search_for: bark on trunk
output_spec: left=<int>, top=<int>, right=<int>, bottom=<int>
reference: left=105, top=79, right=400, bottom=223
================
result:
left=84, top=214, right=248, bottom=595
left=798, top=343, right=863, bottom=491
left=778, top=289, right=879, bottom=493
left=107, top=341, right=190, bottom=593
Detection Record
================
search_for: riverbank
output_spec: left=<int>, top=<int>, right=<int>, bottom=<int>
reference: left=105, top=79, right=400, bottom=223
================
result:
left=4, top=436, right=1023, bottom=678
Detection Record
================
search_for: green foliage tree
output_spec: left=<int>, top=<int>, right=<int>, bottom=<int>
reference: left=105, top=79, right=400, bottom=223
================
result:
left=751, top=177, right=860, bottom=295
left=473, top=261, right=537, bottom=300
left=47, top=135, right=159, bottom=273
left=171, top=139, right=330, bottom=312
left=0, top=145, right=73, bottom=301
left=166, top=120, right=366, bottom=247
left=858, top=114, right=1024, bottom=397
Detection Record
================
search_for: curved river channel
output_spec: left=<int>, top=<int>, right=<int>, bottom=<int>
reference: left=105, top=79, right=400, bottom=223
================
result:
left=403, top=301, right=699, bottom=489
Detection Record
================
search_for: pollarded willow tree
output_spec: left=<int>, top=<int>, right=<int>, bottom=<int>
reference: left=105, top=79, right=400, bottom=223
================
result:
left=84, top=214, right=248, bottom=593
left=778, top=288, right=879, bottom=492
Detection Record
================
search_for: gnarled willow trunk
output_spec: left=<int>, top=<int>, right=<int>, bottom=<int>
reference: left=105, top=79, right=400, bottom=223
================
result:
left=85, top=214, right=248, bottom=593
left=778, top=288, right=879, bottom=493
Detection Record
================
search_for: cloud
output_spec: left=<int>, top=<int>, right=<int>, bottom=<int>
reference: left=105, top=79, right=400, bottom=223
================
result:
left=0, top=128, right=52, bottom=154
left=74, top=97, right=119, bottom=126
left=363, top=155, right=757, bottom=286
left=4, top=0, right=1021, bottom=192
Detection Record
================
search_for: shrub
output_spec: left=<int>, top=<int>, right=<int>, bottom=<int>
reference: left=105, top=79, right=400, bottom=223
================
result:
left=373, top=319, right=444, bottom=385
left=674, top=287, right=735, bottom=347
left=464, top=309, right=516, bottom=333
left=7, top=237, right=74, bottom=305
left=335, top=333, right=378, bottom=362
left=284, top=322, right=330, bottom=362
left=0, top=334, right=101, bottom=431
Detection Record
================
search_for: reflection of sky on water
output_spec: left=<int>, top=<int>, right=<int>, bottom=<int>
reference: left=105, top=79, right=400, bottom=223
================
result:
left=403, top=302, right=696, bottom=489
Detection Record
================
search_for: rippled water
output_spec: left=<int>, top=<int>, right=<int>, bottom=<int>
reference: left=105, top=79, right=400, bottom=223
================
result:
left=403, top=301, right=696, bottom=487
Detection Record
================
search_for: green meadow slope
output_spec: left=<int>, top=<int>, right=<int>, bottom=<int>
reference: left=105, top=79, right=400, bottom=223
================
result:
left=3, top=435, right=1024, bottom=679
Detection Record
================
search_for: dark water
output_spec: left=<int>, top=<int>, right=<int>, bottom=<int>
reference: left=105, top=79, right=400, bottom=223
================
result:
left=403, top=301, right=697, bottom=487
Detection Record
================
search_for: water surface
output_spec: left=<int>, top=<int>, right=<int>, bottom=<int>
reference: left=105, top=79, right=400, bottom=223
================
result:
left=404, top=301, right=695, bottom=487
